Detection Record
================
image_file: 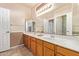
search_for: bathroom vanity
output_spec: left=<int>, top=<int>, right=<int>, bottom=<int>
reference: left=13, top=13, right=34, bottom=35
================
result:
left=23, top=32, right=79, bottom=56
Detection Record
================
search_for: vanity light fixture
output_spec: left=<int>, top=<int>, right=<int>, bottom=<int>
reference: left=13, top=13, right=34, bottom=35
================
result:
left=36, top=4, right=54, bottom=17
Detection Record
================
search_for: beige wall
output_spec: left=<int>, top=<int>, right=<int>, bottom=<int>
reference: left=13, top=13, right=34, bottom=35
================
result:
left=10, top=32, right=23, bottom=47
left=0, top=3, right=32, bottom=32
left=10, top=10, right=25, bottom=32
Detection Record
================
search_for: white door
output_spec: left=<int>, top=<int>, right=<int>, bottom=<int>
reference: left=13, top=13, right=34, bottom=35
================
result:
left=0, top=8, right=10, bottom=52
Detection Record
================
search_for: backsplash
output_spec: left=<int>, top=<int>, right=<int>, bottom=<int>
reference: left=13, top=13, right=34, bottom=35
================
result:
left=10, top=32, right=23, bottom=47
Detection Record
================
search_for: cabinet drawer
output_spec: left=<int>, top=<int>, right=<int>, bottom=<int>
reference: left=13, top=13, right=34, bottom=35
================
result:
left=36, top=39, right=43, bottom=45
left=43, top=41, right=54, bottom=50
left=31, top=37, right=36, bottom=42
left=44, top=47, right=54, bottom=56
left=56, top=46, right=79, bottom=56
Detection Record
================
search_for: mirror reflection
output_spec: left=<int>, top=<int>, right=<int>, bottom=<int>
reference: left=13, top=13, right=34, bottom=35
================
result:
left=26, top=3, right=79, bottom=37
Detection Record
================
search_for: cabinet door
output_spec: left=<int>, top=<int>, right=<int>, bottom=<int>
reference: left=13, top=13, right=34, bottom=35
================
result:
left=36, top=39, right=43, bottom=45
left=43, top=41, right=54, bottom=50
left=56, top=53, right=63, bottom=56
left=31, top=39, right=36, bottom=55
left=56, top=46, right=79, bottom=56
left=27, top=36, right=31, bottom=49
left=36, top=44, right=43, bottom=56
left=44, top=47, right=54, bottom=56
left=23, top=34, right=28, bottom=47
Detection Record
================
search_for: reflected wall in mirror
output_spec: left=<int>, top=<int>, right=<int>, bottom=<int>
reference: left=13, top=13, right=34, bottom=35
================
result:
left=25, top=20, right=36, bottom=32
left=48, top=19, right=54, bottom=34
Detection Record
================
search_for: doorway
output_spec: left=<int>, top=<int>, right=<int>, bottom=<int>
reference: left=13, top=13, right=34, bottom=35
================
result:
left=48, top=20, right=54, bottom=34
left=62, top=15, right=66, bottom=35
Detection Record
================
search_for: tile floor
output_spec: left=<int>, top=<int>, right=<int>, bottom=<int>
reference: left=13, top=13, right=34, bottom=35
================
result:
left=0, top=45, right=33, bottom=56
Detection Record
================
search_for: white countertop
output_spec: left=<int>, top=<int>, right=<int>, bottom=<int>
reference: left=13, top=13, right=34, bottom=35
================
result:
left=24, top=32, right=79, bottom=52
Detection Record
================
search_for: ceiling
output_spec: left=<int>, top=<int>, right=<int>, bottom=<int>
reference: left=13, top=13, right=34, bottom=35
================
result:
left=21, top=3, right=39, bottom=8
left=0, top=3, right=40, bottom=10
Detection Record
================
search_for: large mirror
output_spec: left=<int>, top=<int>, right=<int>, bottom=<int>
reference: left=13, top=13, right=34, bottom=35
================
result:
left=25, top=3, right=79, bottom=38
left=25, top=20, right=36, bottom=32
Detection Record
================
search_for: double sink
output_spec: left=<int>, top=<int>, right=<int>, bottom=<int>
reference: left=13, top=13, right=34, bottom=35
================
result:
left=36, top=34, right=69, bottom=45
left=36, top=34, right=54, bottom=39
left=26, top=32, right=79, bottom=52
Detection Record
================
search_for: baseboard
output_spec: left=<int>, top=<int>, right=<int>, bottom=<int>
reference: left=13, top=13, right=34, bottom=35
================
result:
left=10, top=44, right=24, bottom=49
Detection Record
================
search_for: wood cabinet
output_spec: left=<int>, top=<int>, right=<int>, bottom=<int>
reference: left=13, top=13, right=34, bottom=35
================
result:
left=36, top=39, right=43, bottom=56
left=23, top=34, right=31, bottom=49
left=43, top=41, right=55, bottom=56
left=23, top=34, right=28, bottom=47
left=56, top=46, right=79, bottom=56
left=23, top=34, right=79, bottom=56
left=56, top=53, right=63, bottom=56
left=36, top=43, right=43, bottom=56
left=43, top=46, right=54, bottom=56
left=43, top=41, right=54, bottom=50
left=30, top=37, right=36, bottom=55
left=36, top=39, right=43, bottom=45
left=27, top=36, right=31, bottom=49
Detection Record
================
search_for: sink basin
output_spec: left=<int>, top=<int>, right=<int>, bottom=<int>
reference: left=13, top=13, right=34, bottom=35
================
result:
left=42, top=35, right=54, bottom=40
left=43, top=37, right=51, bottom=39
left=36, top=34, right=54, bottom=40
left=37, top=34, right=44, bottom=36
